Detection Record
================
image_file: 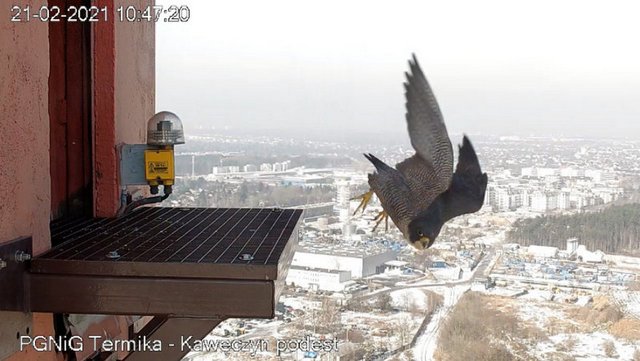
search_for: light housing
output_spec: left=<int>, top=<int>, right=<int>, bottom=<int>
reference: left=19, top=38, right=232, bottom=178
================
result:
left=147, top=111, right=185, bottom=146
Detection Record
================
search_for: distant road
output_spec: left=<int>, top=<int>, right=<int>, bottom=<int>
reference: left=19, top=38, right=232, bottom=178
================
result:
left=354, top=248, right=495, bottom=302
left=183, top=249, right=497, bottom=361
left=409, top=249, right=497, bottom=361
left=413, top=285, right=469, bottom=361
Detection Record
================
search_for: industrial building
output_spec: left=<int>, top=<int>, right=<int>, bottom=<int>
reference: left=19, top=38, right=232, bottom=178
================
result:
left=575, top=245, right=605, bottom=263
left=527, top=245, right=560, bottom=258
left=291, top=243, right=397, bottom=278
left=286, top=266, right=352, bottom=292
left=335, top=179, right=353, bottom=240
left=384, top=260, right=409, bottom=271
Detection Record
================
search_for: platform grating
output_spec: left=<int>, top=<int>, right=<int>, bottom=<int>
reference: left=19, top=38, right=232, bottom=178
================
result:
left=43, top=207, right=301, bottom=266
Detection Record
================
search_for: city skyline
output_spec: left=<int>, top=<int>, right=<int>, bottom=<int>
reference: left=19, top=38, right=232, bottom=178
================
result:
left=170, top=127, right=640, bottom=361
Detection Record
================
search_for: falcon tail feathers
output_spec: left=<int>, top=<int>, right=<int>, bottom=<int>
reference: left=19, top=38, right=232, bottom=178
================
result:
left=363, top=153, right=392, bottom=172
left=455, top=135, right=481, bottom=174
left=442, top=135, right=488, bottom=221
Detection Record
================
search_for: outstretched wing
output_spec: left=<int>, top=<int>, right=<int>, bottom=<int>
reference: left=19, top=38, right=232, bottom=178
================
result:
left=397, top=54, right=453, bottom=201
left=442, top=136, right=488, bottom=221
left=364, top=153, right=416, bottom=235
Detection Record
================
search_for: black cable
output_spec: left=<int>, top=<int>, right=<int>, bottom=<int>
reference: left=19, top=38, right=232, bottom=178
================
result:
left=120, top=186, right=172, bottom=216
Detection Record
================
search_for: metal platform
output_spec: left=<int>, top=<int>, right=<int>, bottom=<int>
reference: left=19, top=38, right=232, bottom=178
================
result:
left=35, top=207, right=301, bottom=280
left=24, top=207, right=302, bottom=318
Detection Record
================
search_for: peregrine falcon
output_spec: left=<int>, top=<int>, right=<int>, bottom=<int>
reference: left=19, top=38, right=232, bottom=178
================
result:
left=353, top=55, right=488, bottom=250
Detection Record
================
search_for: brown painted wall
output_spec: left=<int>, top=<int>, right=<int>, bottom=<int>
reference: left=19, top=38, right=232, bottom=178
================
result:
left=0, top=2, right=57, bottom=361
left=1, top=1, right=155, bottom=359
left=0, top=3, right=51, bottom=257
left=94, top=0, right=155, bottom=217
left=93, top=0, right=118, bottom=218
left=115, top=0, right=155, bottom=144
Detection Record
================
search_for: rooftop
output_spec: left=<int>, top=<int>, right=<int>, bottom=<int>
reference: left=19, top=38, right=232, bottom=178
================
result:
left=289, top=265, right=350, bottom=274
left=296, top=241, right=396, bottom=258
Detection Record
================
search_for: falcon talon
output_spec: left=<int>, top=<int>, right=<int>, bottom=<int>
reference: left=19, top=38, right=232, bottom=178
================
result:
left=372, top=210, right=388, bottom=232
left=351, top=190, right=374, bottom=215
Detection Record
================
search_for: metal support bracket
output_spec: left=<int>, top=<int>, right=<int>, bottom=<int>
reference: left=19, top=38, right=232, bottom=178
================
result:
left=0, top=237, right=33, bottom=360
left=119, top=143, right=151, bottom=186
left=0, top=237, right=32, bottom=311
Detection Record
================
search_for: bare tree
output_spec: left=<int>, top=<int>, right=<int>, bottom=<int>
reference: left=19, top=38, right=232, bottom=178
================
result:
left=399, top=292, right=412, bottom=312
left=318, top=297, right=341, bottom=333
left=376, top=292, right=393, bottom=312
left=603, top=340, right=617, bottom=358
left=393, top=315, right=413, bottom=347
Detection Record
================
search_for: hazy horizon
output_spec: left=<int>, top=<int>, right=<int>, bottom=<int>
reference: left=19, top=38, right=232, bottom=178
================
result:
left=156, top=0, right=640, bottom=140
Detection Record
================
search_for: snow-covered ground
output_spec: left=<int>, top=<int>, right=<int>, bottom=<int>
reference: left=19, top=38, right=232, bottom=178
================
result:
left=535, top=332, right=638, bottom=361
left=512, top=298, right=573, bottom=329
left=341, top=309, right=423, bottom=357
left=389, top=288, right=439, bottom=311
left=517, top=288, right=554, bottom=301
left=396, top=269, right=474, bottom=287
left=611, top=290, right=640, bottom=320
left=341, top=309, right=416, bottom=323
left=280, top=295, right=315, bottom=310
left=469, top=229, right=506, bottom=246
left=605, top=254, right=640, bottom=272
left=484, top=289, right=640, bottom=360
left=481, top=287, right=526, bottom=298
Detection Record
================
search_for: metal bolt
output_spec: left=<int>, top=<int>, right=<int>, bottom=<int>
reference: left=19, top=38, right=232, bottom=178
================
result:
left=239, top=254, right=254, bottom=261
left=0, top=258, right=6, bottom=269
left=14, top=251, right=31, bottom=262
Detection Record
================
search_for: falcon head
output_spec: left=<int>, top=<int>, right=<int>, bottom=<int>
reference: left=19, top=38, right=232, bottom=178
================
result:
left=409, top=218, right=441, bottom=250
left=407, top=215, right=442, bottom=250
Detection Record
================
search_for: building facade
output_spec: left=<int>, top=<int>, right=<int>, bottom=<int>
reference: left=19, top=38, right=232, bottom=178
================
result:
left=291, top=248, right=396, bottom=278
left=1, top=2, right=154, bottom=359
left=286, top=266, right=352, bottom=292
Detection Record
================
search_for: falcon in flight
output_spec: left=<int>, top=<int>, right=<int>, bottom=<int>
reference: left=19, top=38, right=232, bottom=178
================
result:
left=353, top=55, right=488, bottom=250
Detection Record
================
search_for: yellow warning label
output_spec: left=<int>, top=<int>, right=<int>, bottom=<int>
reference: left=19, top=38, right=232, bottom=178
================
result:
left=144, top=149, right=174, bottom=182
left=148, top=161, right=169, bottom=174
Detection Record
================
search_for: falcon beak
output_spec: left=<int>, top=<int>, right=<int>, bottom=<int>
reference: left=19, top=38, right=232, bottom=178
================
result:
left=413, top=237, right=430, bottom=250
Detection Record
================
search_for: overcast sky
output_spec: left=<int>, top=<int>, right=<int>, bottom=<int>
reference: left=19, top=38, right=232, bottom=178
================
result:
left=156, top=0, right=640, bottom=139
